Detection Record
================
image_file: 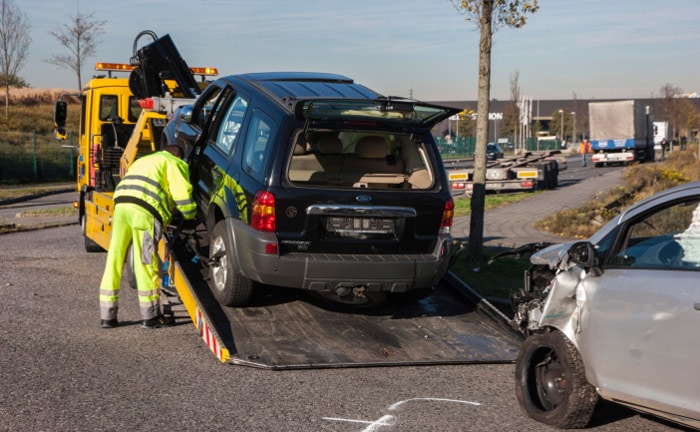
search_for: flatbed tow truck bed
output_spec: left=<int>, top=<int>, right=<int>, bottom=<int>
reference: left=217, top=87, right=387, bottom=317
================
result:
left=161, top=228, right=522, bottom=369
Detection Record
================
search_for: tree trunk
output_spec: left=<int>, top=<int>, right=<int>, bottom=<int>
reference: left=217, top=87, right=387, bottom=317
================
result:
left=467, top=0, right=493, bottom=262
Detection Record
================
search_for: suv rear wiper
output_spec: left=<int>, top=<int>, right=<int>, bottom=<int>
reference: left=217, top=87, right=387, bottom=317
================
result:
left=302, top=101, right=313, bottom=138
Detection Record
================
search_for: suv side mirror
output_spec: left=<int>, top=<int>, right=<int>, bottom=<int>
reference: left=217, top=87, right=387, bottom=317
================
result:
left=568, top=241, right=603, bottom=276
left=179, top=105, right=194, bottom=124
left=54, top=101, right=68, bottom=140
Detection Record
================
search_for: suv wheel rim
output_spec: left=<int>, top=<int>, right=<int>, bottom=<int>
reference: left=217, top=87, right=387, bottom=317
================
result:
left=211, top=236, right=227, bottom=292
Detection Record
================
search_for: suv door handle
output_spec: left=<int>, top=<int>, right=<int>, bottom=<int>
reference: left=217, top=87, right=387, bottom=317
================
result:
left=212, top=167, right=223, bottom=183
left=694, top=303, right=700, bottom=311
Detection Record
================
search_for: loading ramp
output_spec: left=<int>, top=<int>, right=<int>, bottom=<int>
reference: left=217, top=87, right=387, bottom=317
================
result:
left=162, top=229, right=522, bottom=369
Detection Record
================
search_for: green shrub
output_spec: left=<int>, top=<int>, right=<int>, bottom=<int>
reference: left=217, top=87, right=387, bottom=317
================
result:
left=537, top=148, right=700, bottom=239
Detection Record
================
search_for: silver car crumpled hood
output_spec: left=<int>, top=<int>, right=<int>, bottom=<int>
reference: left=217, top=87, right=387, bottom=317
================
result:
left=536, top=263, right=591, bottom=344
left=522, top=241, right=593, bottom=344
left=529, top=242, right=574, bottom=267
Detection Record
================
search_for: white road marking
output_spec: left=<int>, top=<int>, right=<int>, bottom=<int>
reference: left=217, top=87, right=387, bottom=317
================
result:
left=321, top=416, right=395, bottom=426
left=322, top=397, right=481, bottom=431
left=388, top=397, right=481, bottom=410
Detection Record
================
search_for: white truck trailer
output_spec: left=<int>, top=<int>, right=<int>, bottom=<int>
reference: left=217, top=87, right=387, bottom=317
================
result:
left=589, top=100, right=654, bottom=167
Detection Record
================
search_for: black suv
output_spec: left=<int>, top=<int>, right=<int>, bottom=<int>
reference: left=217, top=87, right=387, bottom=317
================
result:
left=164, top=72, right=459, bottom=307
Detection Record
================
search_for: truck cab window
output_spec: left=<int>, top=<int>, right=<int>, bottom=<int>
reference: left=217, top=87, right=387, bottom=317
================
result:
left=128, top=97, right=143, bottom=122
left=99, top=95, right=118, bottom=121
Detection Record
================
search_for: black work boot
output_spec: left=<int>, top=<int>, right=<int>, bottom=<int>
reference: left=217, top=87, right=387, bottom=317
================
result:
left=100, top=319, right=119, bottom=329
left=141, top=314, right=174, bottom=329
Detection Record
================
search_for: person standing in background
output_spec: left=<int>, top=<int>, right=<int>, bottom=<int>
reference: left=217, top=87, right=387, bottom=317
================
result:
left=580, top=138, right=591, bottom=167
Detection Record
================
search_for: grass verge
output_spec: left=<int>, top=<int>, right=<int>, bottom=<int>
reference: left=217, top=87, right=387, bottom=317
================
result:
left=453, top=190, right=539, bottom=217
left=0, top=183, right=73, bottom=203
left=449, top=248, right=530, bottom=300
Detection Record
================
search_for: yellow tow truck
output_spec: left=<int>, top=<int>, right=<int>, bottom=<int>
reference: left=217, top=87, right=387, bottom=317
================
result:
left=53, top=31, right=239, bottom=361
left=54, top=31, right=521, bottom=368
left=54, top=30, right=216, bottom=252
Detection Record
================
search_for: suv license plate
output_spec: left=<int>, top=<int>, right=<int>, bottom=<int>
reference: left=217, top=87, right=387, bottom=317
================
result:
left=326, top=216, right=395, bottom=235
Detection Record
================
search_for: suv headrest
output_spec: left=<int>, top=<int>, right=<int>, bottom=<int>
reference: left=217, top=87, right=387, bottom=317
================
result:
left=315, top=135, right=343, bottom=155
left=356, top=136, right=386, bottom=159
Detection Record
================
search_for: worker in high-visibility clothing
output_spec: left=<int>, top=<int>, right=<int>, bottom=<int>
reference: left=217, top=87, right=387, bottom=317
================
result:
left=99, top=145, right=197, bottom=329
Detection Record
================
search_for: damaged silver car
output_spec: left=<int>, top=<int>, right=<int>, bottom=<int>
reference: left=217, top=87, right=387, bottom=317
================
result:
left=510, top=180, right=700, bottom=429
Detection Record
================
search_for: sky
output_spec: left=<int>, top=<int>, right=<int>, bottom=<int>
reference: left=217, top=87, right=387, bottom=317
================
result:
left=20, top=0, right=700, bottom=102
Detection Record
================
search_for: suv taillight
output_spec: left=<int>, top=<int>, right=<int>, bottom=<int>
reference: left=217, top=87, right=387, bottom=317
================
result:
left=440, top=197, right=454, bottom=234
left=251, top=191, right=276, bottom=232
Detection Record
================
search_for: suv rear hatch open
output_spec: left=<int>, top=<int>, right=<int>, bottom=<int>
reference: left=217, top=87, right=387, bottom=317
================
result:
left=279, top=97, right=459, bottom=256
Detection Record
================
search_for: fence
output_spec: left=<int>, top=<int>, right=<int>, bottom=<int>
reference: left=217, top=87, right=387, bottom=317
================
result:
left=435, top=136, right=563, bottom=159
left=1, top=131, right=566, bottom=183
left=435, top=136, right=477, bottom=158
left=0, top=131, right=77, bottom=184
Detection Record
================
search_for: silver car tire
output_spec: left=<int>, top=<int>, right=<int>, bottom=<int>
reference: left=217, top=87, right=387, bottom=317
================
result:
left=515, top=330, right=599, bottom=429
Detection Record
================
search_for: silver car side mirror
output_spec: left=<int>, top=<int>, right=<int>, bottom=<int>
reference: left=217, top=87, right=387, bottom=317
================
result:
left=568, top=241, right=603, bottom=276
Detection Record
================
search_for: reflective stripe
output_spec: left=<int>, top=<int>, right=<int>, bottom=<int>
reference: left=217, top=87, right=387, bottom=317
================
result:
left=138, top=292, right=160, bottom=302
left=99, top=295, right=119, bottom=303
left=117, top=184, right=167, bottom=208
left=114, top=150, right=194, bottom=225
left=174, top=197, right=195, bottom=207
left=181, top=209, right=197, bottom=218
left=118, top=174, right=162, bottom=190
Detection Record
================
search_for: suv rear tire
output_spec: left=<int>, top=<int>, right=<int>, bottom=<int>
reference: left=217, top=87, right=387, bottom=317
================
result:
left=209, top=220, right=254, bottom=307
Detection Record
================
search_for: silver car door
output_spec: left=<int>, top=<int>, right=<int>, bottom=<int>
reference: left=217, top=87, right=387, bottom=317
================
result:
left=577, top=199, right=700, bottom=419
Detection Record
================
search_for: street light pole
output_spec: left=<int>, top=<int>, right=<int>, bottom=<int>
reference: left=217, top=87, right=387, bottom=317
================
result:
left=645, top=105, right=651, bottom=160
left=559, top=109, right=564, bottom=147
left=572, top=111, right=576, bottom=146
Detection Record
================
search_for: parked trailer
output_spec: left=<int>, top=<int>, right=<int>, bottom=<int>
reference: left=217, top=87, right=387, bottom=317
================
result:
left=445, top=151, right=564, bottom=197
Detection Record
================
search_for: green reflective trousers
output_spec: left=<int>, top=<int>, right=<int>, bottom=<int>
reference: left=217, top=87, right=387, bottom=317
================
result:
left=99, top=203, right=162, bottom=321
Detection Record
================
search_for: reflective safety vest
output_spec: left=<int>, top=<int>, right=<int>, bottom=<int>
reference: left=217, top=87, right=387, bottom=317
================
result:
left=114, top=151, right=196, bottom=225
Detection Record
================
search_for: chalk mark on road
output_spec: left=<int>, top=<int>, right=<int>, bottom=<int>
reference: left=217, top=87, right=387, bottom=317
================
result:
left=322, top=397, right=481, bottom=431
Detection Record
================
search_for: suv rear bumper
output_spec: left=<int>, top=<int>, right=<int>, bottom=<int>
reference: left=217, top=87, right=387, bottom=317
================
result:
left=226, top=218, right=452, bottom=293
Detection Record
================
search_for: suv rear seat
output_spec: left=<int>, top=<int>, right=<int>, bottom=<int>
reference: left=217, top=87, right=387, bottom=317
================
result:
left=290, top=134, right=413, bottom=188
left=342, top=136, right=405, bottom=187
left=288, top=134, right=344, bottom=183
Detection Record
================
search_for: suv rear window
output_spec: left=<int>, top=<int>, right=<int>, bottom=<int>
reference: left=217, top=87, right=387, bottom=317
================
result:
left=288, top=129, right=436, bottom=190
left=295, top=99, right=453, bottom=128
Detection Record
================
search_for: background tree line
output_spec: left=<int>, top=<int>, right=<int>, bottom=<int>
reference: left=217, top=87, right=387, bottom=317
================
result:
left=0, top=0, right=104, bottom=119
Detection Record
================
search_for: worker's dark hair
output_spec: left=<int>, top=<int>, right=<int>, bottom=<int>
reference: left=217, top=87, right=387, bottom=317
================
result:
left=163, top=145, right=184, bottom=159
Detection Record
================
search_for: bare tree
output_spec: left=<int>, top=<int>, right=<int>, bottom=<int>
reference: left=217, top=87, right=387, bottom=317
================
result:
left=658, top=83, right=684, bottom=145
left=502, top=70, right=521, bottom=145
left=450, top=0, right=539, bottom=261
left=45, top=9, right=105, bottom=91
left=0, top=0, right=31, bottom=119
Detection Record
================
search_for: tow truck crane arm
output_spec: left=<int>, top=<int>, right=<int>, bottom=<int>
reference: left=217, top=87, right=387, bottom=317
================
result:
left=128, top=30, right=202, bottom=99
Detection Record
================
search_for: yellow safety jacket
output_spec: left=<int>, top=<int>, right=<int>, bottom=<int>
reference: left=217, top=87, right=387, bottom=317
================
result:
left=114, top=151, right=196, bottom=225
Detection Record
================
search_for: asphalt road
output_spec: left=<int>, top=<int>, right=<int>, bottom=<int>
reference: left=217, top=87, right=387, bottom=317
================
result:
left=0, top=173, right=689, bottom=431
